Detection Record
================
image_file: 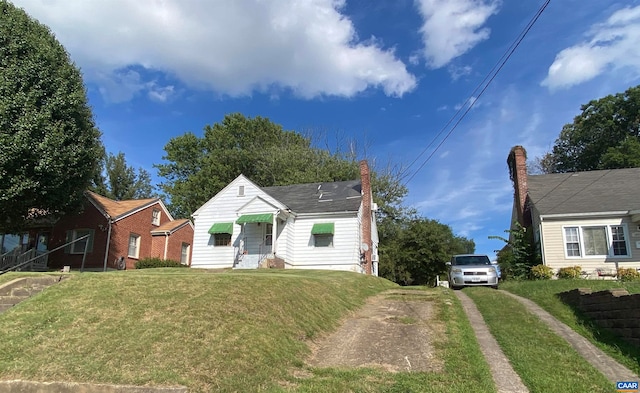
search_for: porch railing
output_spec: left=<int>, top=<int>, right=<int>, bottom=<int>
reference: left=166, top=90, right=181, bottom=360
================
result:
left=0, top=234, right=90, bottom=275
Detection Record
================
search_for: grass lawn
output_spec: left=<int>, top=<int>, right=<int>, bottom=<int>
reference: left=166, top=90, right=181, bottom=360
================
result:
left=500, top=279, right=640, bottom=376
left=0, top=270, right=495, bottom=393
left=465, top=287, right=616, bottom=393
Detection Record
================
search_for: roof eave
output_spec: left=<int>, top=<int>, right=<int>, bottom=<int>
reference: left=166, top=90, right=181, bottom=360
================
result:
left=539, top=211, right=630, bottom=221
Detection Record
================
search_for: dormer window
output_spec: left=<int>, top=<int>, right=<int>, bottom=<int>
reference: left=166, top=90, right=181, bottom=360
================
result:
left=152, top=209, right=161, bottom=226
left=238, top=185, right=245, bottom=196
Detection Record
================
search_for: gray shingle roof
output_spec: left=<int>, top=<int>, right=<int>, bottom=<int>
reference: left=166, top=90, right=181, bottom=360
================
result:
left=527, top=167, right=640, bottom=216
left=262, top=180, right=362, bottom=214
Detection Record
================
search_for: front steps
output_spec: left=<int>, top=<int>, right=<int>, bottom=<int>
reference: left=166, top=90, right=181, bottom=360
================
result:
left=0, top=276, right=65, bottom=314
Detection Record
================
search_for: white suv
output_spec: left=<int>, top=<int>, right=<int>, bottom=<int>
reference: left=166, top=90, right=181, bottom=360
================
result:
left=447, top=254, right=498, bottom=289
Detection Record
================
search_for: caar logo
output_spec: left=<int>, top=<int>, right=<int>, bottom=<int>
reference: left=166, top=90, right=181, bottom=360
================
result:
left=617, top=381, right=639, bottom=392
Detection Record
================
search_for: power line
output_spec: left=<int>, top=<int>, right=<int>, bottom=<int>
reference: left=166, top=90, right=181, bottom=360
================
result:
left=402, top=0, right=551, bottom=185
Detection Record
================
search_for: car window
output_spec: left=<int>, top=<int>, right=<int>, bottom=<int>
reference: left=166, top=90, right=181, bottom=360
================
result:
left=453, top=256, right=491, bottom=265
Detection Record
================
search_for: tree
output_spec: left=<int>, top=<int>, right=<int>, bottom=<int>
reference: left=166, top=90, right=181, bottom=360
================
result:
left=379, top=218, right=475, bottom=286
left=92, top=152, right=156, bottom=200
left=0, top=1, right=103, bottom=232
left=156, top=113, right=360, bottom=217
left=540, top=84, right=640, bottom=173
left=489, top=222, right=541, bottom=280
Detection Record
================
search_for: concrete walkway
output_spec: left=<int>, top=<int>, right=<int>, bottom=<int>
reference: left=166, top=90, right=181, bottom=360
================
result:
left=456, top=288, right=639, bottom=393
left=455, top=291, right=529, bottom=393
left=501, top=290, right=639, bottom=383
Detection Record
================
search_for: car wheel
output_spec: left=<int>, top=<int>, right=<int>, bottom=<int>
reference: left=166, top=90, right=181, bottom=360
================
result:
left=492, top=285, right=499, bottom=290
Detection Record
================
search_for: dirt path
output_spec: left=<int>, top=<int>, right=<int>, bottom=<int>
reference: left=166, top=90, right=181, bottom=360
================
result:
left=307, top=289, right=443, bottom=372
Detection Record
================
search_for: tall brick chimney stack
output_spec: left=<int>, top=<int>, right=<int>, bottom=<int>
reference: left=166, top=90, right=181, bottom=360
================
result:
left=508, top=146, right=528, bottom=226
left=359, top=160, right=373, bottom=275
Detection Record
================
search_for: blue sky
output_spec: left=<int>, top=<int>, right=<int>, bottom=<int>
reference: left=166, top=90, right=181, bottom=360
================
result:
left=13, top=0, right=640, bottom=258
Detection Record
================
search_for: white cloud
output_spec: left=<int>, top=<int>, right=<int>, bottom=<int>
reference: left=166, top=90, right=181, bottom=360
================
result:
left=542, top=5, right=640, bottom=89
left=13, top=0, right=416, bottom=100
left=448, top=64, right=473, bottom=80
left=415, top=0, right=500, bottom=68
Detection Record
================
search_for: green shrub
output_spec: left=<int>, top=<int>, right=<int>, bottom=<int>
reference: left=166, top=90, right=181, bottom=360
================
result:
left=557, top=265, right=582, bottom=279
left=617, top=268, right=640, bottom=282
left=531, top=264, right=554, bottom=280
left=134, top=257, right=187, bottom=269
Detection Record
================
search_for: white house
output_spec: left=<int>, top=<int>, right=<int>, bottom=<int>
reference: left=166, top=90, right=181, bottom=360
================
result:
left=508, top=145, right=640, bottom=275
left=190, top=161, right=378, bottom=275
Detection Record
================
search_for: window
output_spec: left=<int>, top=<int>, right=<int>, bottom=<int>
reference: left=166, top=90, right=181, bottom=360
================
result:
left=314, top=234, right=333, bottom=247
left=238, top=185, right=245, bottom=196
left=152, top=209, right=161, bottom=226
left=180, top=243, right=190, bottom=265
left=214, top=234, right=232, bottom=247
left=128, top=234, right=140, bottom=258
left=67, top=229, right=94, bottom=254
left=611, top=226, right=628, bottom=256
left=563, top=225, right=629, bottom=258
left=564, top=227, right=580, bottom=257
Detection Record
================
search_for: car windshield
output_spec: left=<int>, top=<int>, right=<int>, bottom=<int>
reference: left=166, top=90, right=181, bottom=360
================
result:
left=453, top=256, right=491, bottom=266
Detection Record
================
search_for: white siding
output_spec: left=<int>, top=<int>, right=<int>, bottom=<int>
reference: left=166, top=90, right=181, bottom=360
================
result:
left=288, top=214, right=363, bottom=273
left=541, top=216, right=640, bottom=274
left=191, top=175, right=285, bottom=269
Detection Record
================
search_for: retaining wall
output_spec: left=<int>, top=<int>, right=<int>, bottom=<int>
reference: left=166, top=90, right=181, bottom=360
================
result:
left=558, top=288, right=640, bottom=348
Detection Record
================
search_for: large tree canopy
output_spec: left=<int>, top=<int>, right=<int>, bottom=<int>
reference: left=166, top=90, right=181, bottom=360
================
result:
left=92, top=152, right=156, bottom=200
left=378, top=217, right=475, bottom=286
left=156, top=113, right=360, bottom=217
left=0, top=1, right=102, bottom=232
left=540, top=84, right=640, bottom=173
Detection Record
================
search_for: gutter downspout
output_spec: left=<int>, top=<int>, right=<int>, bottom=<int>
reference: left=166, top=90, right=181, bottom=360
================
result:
left=163, top=233, right=169, bottom=260
left=102, top=218, right=113, bottom=272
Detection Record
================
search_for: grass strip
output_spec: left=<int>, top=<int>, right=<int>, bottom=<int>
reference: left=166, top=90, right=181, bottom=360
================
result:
left=0, top=269, right=395, bottom=392
left=465, top=287, right=616, bottom=393
left=501, top=280, right=640, bottom=376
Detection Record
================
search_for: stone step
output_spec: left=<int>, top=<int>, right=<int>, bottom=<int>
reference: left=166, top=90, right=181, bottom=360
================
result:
left=0, top=295, right=29, bottom=305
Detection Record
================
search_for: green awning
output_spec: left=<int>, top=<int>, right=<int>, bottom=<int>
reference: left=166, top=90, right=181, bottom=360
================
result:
left=236, top=213, right=273, bottom=224
left=311, top=223, right=334, bottom=235
left=208, top=222, right=234, bottom=234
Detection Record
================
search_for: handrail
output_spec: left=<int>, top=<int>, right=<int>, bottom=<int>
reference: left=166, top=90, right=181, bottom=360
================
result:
left=0, top=235, right=89, bottom=275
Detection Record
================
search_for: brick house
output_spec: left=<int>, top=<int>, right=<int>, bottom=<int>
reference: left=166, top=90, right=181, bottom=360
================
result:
left=1, top=191, right=193, bottom=271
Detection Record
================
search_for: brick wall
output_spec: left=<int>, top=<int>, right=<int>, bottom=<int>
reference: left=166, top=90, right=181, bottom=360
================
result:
left=558, top=288, right=640, bottom=348
left=109, top=203, right=172, bottom=270
left=49, top=201, right=109, bottom=269
left=163, top=224, right=193, bottom=265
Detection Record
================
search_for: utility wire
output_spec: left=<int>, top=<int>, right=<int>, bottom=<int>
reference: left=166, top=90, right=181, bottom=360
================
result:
left=402, top=0, right=551, bottom=185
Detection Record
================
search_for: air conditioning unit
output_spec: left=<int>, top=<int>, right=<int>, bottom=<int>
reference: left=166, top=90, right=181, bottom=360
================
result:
left=371, top=203, right=378, bottom=212
left=371, top=253, right=379, bottom=262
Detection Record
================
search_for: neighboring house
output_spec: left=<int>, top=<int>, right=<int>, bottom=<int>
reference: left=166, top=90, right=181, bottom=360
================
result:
left=508, top=145, right=640, bottom=274
left=0, top=191, right=194, bottom=271
left=191, top=160, right=378, bottom=275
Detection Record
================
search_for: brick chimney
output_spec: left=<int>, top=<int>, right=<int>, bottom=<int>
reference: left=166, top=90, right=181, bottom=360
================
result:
left=359, top=160, right=373, bottom=275
left=508, top=146, right=528, bottom=226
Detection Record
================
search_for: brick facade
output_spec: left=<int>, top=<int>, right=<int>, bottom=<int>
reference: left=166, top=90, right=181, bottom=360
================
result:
left=49, top=200, right=110, bottom=269
left=45, top=193, right=193, bottom=270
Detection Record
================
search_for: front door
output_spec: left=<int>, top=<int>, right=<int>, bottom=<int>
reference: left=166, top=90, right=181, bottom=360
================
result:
left=264, top=224, right=273, bottom=254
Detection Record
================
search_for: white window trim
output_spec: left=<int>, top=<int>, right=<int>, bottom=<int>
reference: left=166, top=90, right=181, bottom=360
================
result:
left=152, top=209, right=161, bottom=226
left=180, top=243, right=190, bottom=265
left=562, top=224, right=631, bottom=259
left=128, top=233, right=141, bottom=259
